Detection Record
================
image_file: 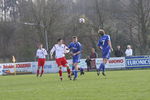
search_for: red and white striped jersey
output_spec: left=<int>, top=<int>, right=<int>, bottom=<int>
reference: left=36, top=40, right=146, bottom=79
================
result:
left=50, top=44, right=69, bottom=59
left=36, top=48, right=48, bottom=59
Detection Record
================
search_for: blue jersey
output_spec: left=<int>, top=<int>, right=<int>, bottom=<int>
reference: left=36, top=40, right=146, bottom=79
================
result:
left=68, top=42, right=82, bottom=63
left=68, top=42, right=82, bottom=54
left=98, top=35, right=111, bottom=59
left=98, top=35, right=111, bottom=50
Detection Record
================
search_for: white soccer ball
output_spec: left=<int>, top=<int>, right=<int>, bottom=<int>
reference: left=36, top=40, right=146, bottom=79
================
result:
left=79, top=18, right=85, bottom=23
left=64, top=49, right=70, bottom=54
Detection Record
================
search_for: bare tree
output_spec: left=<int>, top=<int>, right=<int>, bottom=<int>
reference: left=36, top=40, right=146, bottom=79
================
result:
left=128, top=0, right=150, bottom=54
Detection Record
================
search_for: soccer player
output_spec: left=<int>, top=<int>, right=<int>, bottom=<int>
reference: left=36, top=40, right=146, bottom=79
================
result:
left=68, top=36, right=82, bottom=80
left=97, top=29, right=113, bottom=76
left=36, top=43, right=48, bottom=77
left=50, top=38, right=71, bottom=81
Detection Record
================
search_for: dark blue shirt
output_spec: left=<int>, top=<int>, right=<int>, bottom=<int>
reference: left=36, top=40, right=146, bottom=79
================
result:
left=68, top=42, right=82, bottom=54
left=97, top=35, right=111, bottom=50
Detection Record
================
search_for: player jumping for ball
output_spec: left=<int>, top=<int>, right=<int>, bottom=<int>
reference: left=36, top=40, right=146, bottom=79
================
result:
left=50, top=38, right=71, bottom=81
left=36, top=43, right=48, bottom=77
left=97, top=29, right=113, bottom=76
left=68, top=36, right=82, bottom=80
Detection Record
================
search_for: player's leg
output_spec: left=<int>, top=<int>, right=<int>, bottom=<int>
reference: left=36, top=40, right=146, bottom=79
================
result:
left=40, top=59, right=45, bottom=77
left=102, top=50, right=111, bottom=76
left=59, top=66, right=63, bottom=81
left=71, top=56, right=76, bottom=76
left=97, top=50, right=110, bottom=76
left=73, top=63, right=79, bottom=80
left=40, top=67, right=44, bottom=77
left=71, top=65, right=75, bottom=76
left=37, top=59, right=41, bottom=77
left=61, top=57, right=72, bottom=80
left=37, top=66, right=40, bottom=77
left=72, top=56, right=80, bottom=80
left=97, top=62, right=104, bottom=76
left=79, top=67, right=84, bottom=75
left=56, top=58, right=63, bottom=81
left=101, top=59, right=108, bottom=76
left=66, top=66, right=72, bottom=80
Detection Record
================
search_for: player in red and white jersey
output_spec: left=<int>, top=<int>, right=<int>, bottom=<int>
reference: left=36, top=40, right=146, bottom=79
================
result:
left=36, top=43, right=48, bottom=77
left=50, top=38, right=71, bottom=81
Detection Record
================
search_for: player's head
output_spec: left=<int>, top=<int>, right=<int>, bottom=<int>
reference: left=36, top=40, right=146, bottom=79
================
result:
left=57, top=38, right=63, bottom=45
left=38, top=43, right=43, bottom=49
left=72, top=36, right=78, bottom=42
left=98, top=29, right=105, bottom=36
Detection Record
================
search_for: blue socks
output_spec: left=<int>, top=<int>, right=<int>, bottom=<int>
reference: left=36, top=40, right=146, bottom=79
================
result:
left=72, top=66, right=79, bottom=79
left=74, top=70, right=78, bottom=78
left=99, top=63, right=105, bottom=73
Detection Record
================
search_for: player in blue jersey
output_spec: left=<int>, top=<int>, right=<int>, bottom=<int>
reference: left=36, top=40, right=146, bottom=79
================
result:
left=68, top=36, right=83, bottom=80
left=97, top=29, right=113, bottom=76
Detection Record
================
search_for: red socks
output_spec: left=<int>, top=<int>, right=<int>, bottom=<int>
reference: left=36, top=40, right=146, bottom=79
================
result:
left=37, top=68, right=44, bottom=77
left=59, top=70, right=62, bottom=78
left=67, top=68, right=71, bottom=76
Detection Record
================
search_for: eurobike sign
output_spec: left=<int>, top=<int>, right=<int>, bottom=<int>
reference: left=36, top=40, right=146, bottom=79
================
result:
left=125, top=56, right=150, bottom=68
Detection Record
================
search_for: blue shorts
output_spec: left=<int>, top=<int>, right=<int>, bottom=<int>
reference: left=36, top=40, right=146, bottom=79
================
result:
left=73, top=55, right=80, bottom=63
left=102, top=49, right=111, bottom=59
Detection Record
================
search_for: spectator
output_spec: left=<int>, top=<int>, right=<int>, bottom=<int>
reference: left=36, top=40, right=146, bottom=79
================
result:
left=90, top=48, right=98, bottom=69
left=125, top=45, right=133, bottom=56
left=114, top=45, right=123, bottom=57
left=85, top=56, right=91, bottom=71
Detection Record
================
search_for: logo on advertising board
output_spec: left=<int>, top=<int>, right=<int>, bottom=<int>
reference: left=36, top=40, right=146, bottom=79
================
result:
left=3, top=64, right=14, bottom=69
left=126, top=56, right=150, bottom=68
left=109, top=59, right=124, bottom=64
left=15, top=63, right=32, bottom=73
left=96, top=57, right=126, bottom=69
left=16, top=63, right=31, bottom=68
left=107, top=57, right=126, bottom=68
left=2, top=70, right=11, bottom=74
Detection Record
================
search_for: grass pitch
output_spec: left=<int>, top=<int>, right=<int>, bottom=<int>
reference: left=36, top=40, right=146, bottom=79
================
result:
left=0, top=70, right=150, bottom=100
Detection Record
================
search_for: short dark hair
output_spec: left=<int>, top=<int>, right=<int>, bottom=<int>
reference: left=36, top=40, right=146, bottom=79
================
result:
left=57, top=38, right=63, bottom=42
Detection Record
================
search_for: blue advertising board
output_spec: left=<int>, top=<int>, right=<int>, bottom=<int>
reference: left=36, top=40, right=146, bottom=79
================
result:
left=125, top=56, right=150, bottom=68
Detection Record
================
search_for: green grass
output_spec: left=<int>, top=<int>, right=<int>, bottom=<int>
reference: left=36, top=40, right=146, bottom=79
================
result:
left=0, top=70, right=150, bottom=100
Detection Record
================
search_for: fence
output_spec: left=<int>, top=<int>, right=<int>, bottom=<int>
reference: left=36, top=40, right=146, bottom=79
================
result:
left=0, top=56, right=150, bottom=75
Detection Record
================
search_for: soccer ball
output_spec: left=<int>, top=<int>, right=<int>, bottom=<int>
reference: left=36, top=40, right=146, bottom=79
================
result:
left=79, top=18, right=85, bottom=23
left=64, top=49, right=70, bottom=54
